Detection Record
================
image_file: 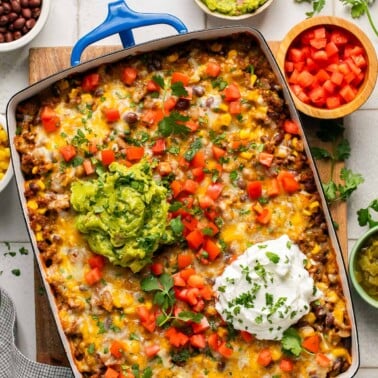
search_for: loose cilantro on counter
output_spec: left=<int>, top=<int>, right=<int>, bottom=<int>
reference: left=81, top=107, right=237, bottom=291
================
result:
left=310, top=120, right=364, bottom=204
left=357, top=199, right=378, bottom=228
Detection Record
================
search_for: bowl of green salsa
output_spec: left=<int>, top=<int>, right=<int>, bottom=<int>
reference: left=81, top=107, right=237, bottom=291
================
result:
left=349, top=226, right=378, bottom=308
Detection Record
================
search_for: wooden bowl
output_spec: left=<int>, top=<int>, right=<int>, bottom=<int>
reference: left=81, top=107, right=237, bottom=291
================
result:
left=193, top=0, right=274, bottom=20
left=276, top=16, right=378, bottom=119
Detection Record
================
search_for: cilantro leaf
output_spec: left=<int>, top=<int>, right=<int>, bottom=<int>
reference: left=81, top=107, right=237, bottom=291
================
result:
left=211, top=77, right=228, bottom=90
left=152, top=74, right=165, bottom=89
left=281, top=327, right=302, bottom=357
left=158, top=112, right=190, bottom=137
left=310, top=146, right=331, bottom=160
left=338, top=168, right=364, bottom=201
left=266, top=251, right=280, bottom=264
left=171, top=82, right=188, bottom=97
left=322, top=180, right=338, bottom=202
left=170, top=216, right=184, bottom=236
left=184, top=138, right=202, bottom=161
left=140, top=275, right=160, bottom=291
left=357, top=199, right=378, bottom=228
left=177, top=311, right=203, bottom=323
left=334, top=139, right=351, bottom=161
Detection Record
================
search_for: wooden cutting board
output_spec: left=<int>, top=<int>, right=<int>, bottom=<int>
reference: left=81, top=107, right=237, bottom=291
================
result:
left=29, top=43, right=347, bottom=367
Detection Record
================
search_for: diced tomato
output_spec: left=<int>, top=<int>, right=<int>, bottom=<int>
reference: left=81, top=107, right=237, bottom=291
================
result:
left=173, top=272, right=186, bottom=287
left=284, top=61, right=294, bottom=73
left=257, top=348, right=272, bottom=367
left=101, top=149, right=115, bottom=166
left=340, top=84, right=356, bottom=102
left=83, top=159, right=95, bottom=175
left=171, top=72, right=189, bottom=86
left=141, top=109, right=164, bottom=127
left=110, top=340, right=125, bottom=359
left=59, top=145, right=76, bottom=162
left=151, top=138, right=166, bottom=155
left=166, top=327, right=189, bottom=347
left=283, top=119, right=300, bottom=135
left=182, top=179, right=199, bottom=194
left=240, top=330, right=254, bottom=343
left=302, top=334, right=321, bottom=353
left=297, top=70, right=314, bottom=88
left=310, top=37, right=327, bottom=50
left=223, top=83, right=241, bottom=102
left=190, top=150, right=206, bottom=168
left=104, top=108, right=120, bottom=122
left=85, top=267, right=102, bottom=286
left=104, top=367, right=119, bottom=378
left=122, top=66, right=138, bottom=85
left=150, top=262, right=164, bottom=276
left=170, top=180, right=183, bottom=198
left=192, top=167, right=205, bottom=182
left=203, top=238, right=221, bottom=261
left=182, top=215, right=198, bottom=232
left=187, top=274, right=205, bottom=289
left=218, top=342, right=233, bottom=358
left=278, top=171, right=300, bottom=194
left=288, top=47, right=304, bottom=63
left=316, top=353, right=331, bottom=368
left=206, top=61, right=221, bottom=77
left=180, top=267, right=196, bottom=282
left=288, top=69, right=300, bottom=84
left=198, top=195, right=215, bottom=209
left=330, top=30, right=348, bottom=45
left=323, top=79, right=336, bottom=94
left=256, top=208, right=271, bottom=225
left=316, top=69, right=330, bottom=83
left=325, top=41, right=339, bottom=57
left=164, top=97, right=177, bottom=113
left=88, top=254, right=106, bottom=270
left=326, top=96, right=341, bottom=109
left=82, top=73, right=100, bottom=92
left=280, top=358, right=294, bottom=372
left=207, top=333, right=220, bottom=351
left=40, top=106, right=60, bottom=132
left=146, top=79, right=161, bottom=92
left=185, top=120, right=199, bottom=132
left=136, top=306, right=156, bottom=333
left=267, top=178, right=279, bottom=197
left=308, top=86, right=326, bottom=106
left=125, top=146, right=144, bottom=161
left=177, top=253, right=193, bottom=269
left=247, top=181, right=262, bottom=200
left=312, top=49, right=328, bottom=62
left=206, top=183, right=224, bottom=200
left=192, top=316, right=210, bottom=334
left=144, top=344, right=160, bottom=358
left=190, top=334, right=206, bottom=349
left=228, top=100, right=241, bottom=114
left=257, top=151, right=273, bottom=167
left=185, top=229, right=204, bottom=250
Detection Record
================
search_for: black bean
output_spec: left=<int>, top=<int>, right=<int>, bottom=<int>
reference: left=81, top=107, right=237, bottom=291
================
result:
left=124, top=112, right=138, bottom=125
left=175, top=98, right=190, bottom=111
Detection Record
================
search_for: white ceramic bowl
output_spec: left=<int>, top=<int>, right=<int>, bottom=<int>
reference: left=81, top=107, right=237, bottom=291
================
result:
left=0, top=0, right=50, bottom=52
left=0, top=114, right=13, bottom=192
left=193, top=0, right=274, bottom=20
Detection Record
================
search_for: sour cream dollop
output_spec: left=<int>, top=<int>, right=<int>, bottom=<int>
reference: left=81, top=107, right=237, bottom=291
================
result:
left=214, top=235, right=322, bottom=340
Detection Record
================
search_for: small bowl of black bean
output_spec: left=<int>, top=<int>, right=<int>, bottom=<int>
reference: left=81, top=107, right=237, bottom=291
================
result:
left=0, top=0, right=50, bottom=51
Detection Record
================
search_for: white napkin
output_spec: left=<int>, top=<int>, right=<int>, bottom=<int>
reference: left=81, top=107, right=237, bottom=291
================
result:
left=0, top=288, right=73, bottom=378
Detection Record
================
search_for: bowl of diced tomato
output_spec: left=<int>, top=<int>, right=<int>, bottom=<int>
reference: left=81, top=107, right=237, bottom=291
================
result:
left=276, top=16, right=377, bottom=119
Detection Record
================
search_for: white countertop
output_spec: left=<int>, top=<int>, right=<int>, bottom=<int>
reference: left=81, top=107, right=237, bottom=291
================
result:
left=0, top=0, right=377, bottom=376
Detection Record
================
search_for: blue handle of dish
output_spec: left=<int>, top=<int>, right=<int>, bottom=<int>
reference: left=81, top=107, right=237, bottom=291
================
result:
left=70, top=0, right=188, bottom=66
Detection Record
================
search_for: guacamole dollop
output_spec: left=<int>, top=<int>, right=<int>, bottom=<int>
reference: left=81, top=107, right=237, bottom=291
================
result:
left=70, top=160, right=174, bottom=272
left=201, top=0, right=267, bottom=16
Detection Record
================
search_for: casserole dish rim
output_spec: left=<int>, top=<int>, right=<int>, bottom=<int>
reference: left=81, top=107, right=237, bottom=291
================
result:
left=6, top=25, right=360, bottom=377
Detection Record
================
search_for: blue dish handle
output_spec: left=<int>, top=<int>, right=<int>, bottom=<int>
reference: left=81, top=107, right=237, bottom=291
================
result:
left=71, top=0, right=188, bottom=66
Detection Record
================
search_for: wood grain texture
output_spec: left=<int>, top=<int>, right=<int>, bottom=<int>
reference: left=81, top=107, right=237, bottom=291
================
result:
left=29, top=44, right=347, bottom=366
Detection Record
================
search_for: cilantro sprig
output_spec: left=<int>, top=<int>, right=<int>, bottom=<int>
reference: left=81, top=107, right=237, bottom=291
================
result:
left=310, top=121, right=364, bottom=204
left=357, top=199, right=378, bottom=228
left=158, top=112, right=190, bottom=137
left=140, top=273, right=203, bottom=327
left=295, top=0, right=378, bottom=37
left=281, top=327, right=303, bottom=356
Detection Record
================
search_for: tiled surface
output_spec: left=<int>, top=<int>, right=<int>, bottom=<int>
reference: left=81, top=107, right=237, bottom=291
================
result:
left=0, top=0, right=377, bottom=376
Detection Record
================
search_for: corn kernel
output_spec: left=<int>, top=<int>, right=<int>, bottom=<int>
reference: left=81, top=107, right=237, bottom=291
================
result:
left=36, top=231, right=43, bottom=241
left=250, top=74, right=257, bottom=87
left=309, top=201, right=320, bottom=209
left=240, top=151, right=253, bottom=160
left=27, top=200, right=38, bottom=210
left=239, top=129, right=250, bottom=139
left=227, top=49, right=237, bottom=59
left=167, top=53, right=179, bottom=62
left=218, top=114, right=232, bottom=126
